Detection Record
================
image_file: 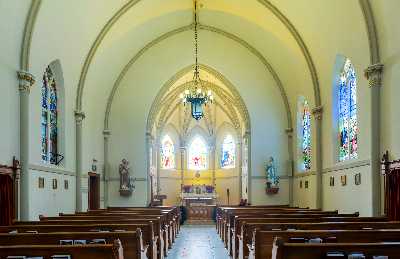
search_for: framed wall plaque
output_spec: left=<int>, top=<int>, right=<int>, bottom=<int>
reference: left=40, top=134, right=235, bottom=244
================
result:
left=52, top=179, right=58, bottom=190
left=38, top=177, right=45, bottom=189
left=64, top=180, right=69, bottom=190
left=329, top=176, right=335, bottom=186
left=341, top=175, right=347, bottom=186
left=355, top=173, right=361, bottom=185
left=300, top=180, right=303, bottom=189
left=305, top=180, right=309, bottom=189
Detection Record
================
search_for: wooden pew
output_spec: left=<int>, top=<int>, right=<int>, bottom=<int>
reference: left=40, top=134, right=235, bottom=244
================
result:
left=0, top=223, right=154, bottom=259
left=249, top=229, right=400, bottom=259
left=9, top=220, right=158, bottom=259
left=34, top=217, right=165, bottom=258
left=231, top=216, right=389, bottom=259
left=0, top=230, right=144, bottom=259
left=225, top=213, right=366, bottom=255
left=0, top=240, right=123, bottom=259
left=272, top=237, right=400, bottom=259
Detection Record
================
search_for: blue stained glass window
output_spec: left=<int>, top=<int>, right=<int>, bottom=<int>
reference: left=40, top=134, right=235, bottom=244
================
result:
left=221, top=134, right=235, bottom=169
left=160, top=135, right=175, bottom=169
left=338, top=59, right=358, bottom=161
left=41, top=66, right=58, bottom=164
left=188, top=136, right=208, bottom=170
left=301, top=99, right=312, bottom=170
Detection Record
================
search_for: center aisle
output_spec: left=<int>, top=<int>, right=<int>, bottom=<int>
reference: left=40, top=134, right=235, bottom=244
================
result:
left=166, top=224, right=230, bottom=259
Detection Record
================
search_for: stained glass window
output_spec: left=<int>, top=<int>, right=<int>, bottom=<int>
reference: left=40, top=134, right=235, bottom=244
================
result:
left=41, top=66, right=58, bottom=164
left=160, top=135, right=175, bottom=169
left=221, top=134, right=235, bottom=169
left=188, top=136, right=208, bottom=170
left=300, top=99, right=312, bottom=171
left=338, top=59, right=358, bottom=161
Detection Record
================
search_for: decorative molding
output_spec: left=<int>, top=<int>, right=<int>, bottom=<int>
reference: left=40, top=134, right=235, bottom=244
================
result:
left=20, top=0, right=42, bottom=70
left=294, top=159, right=371, bottom=178
left=29, top=164, right=75, bottom=176
left=103, top=129, right=111, bottom=138
left=108, top=177, right=147, bottom=182
left=17, top=70, right=35, bottom=92
left=312, top=106, right=323, bottom=120
left=251, top=175, right=289, bottom=180
left=323, top=159, right=371, bottom=174
left=364, top=63, right=384, bottom=88
left=74, top=110, right=86, bottom=124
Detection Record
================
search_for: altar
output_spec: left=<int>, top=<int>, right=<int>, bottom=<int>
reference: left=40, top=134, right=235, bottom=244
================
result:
left=180, top=185, right=218, bottom=221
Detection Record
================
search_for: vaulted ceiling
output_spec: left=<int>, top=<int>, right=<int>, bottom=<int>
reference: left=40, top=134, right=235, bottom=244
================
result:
left=24, top=0, right=376, bottom=128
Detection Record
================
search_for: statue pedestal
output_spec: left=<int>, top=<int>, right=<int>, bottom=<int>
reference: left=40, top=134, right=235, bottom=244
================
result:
left=119, top=189, right=133, bottom=197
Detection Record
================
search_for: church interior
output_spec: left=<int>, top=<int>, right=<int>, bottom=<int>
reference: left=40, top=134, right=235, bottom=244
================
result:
left=1, top=0, right=400, bottom=258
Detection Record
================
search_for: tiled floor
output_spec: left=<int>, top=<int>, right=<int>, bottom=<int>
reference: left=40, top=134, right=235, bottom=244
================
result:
left=166, top=224, right=229, bottom=259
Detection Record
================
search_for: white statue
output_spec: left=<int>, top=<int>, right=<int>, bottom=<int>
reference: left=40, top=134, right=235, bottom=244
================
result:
left=265, top=156, right=279, bottom=188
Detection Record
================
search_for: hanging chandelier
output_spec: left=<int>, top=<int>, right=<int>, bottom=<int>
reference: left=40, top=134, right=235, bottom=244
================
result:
left=180, top=0, right=213, bottom=121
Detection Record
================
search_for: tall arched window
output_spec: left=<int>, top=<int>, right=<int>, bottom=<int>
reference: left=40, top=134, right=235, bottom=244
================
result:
left=338, top=58, right=358, bottom=161
left=300, top=98, right=312, bottom=171
left=160, top=135, right=175, bottom=169
left=188, top=136, right=208, bottom=170
left=221, top=134, right=235, bottom=169
left=41, top=66, right=58, bottom=164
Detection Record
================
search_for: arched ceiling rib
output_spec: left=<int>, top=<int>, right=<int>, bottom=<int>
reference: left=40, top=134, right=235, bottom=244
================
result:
left=103, top=23, right=292, bottom=131
left=71, top=0, right=321, bottom=111
left=22, top=0, right=380, bottom=120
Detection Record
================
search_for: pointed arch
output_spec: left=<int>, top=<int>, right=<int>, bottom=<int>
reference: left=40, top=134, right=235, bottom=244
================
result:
left=334, top=57, right=358, bottom=161
left=160, top=135, right=175, bottom=169
left=188, top=135, right=208, bottom=170
left=221, top=134, right=236, bottom=169
left=297, top=96, right=311, bottom=171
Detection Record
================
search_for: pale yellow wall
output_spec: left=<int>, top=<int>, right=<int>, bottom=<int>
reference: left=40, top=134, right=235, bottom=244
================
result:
left=0, top=1, right=30, bottom=164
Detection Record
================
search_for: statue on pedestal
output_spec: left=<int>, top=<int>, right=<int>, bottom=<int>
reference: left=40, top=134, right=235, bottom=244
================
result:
left=265, top=156, right=280, bottom=194
left=119, top=159, right=135, bottom=196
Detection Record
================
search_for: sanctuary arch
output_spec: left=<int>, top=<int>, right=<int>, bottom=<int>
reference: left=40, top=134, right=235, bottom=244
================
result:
left=146, top=64, right=251, bottom=207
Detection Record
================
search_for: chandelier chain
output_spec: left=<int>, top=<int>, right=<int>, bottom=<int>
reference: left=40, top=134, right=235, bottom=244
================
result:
left=194, top=0, right=199, bottom=82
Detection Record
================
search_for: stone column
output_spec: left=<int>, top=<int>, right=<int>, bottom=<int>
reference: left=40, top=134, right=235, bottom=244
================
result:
left=74, top=110, right=85, bottom=212
left=365, top=63, right=384, bottom=216
left=237, top=139, right=243, bottom=201
left=180, top=146, right=186, bottom=191
left=285, top=128, right=294, bottom=206
left=210, top=144, right=216, bottom=188
left=146, top=133, right=154, bottom=204
left=312, top=106, right=323, bottom=210
left=17, top=71, right=35, bottom=220
left=103, top=129, right=111, bottom=208
left=243, top=131, right=251, bottom=203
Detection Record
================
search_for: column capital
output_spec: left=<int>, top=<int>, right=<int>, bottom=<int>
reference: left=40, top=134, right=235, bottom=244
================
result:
left=74, top=110, right=86, bottom=124
left=103, top=129, right=111, bottom=139
left=312, top=106, right=323, bottom=120
left=364, top=63, right=384, bottom=88
left=285, top=128, right=294, bottom=137
left=17, top=70, right=35, bottom=92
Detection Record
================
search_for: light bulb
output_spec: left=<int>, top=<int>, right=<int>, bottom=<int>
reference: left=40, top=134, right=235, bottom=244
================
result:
left=179, top=93, right=184, bottom=99
left=185, top=90, right=190, bottom=95
left=207, top=90, right=212, bottom=96
left=197, top=88, right=201, bottom=94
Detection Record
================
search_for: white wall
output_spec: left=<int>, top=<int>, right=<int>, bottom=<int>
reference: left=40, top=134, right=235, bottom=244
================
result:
left=0, top=1, right=30, bottom=165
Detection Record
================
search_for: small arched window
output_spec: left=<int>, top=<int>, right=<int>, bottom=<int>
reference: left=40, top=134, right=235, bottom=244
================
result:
left=188, top=136, right=208, bottom=170
left=160, top=135, right=175, bottom=169
left=41, top=66, right=58, bottom=164
left=338, top=58, right=358, bottom=161
left=221, top=134, right=235, bottom=169
left=298, top=97, right=311, bottom=171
